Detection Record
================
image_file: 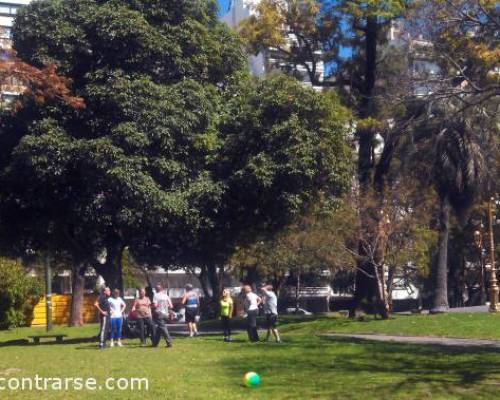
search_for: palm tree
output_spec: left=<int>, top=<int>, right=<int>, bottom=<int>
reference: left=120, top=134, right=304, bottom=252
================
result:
left=430, top=120, right=484, bottom=313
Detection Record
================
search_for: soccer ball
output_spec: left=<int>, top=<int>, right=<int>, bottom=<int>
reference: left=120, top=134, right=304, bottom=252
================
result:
left=243, top=372, right=261, bottom=387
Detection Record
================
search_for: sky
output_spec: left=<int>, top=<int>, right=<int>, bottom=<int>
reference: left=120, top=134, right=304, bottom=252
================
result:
left=218, top=0, right=230, bottom=16
left=216, top=0, right=351, bottom=71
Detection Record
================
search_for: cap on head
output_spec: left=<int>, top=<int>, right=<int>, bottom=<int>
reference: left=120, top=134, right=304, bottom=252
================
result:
left=185, top=284, right=193, bottom=291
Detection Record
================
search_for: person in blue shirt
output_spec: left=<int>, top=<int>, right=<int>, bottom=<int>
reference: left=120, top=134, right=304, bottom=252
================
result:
left=182, top=284, right=200, bottom=337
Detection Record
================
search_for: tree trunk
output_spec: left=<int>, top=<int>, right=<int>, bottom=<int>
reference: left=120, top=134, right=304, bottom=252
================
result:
left=295, top=271, right=301, bottom=311
left=198, top=266, right=212, bottom=298
left=244, top=265, right=259, bottom=287
left=70, top=264, right=86, bottom=327
left=376, top=264, right=390, bottom=319
left=351, top=16, right=381, bottom=317
left=95, top=244, right=124, bottom=292
left=197, top=264, right=222, bottom=317
left=431, top=196, right=451, bottom=313
left=351, top=259, right=378, bottom=316
left=387, top=267, right=395, bottom=311
left=206, top=264, right=221, bottom=311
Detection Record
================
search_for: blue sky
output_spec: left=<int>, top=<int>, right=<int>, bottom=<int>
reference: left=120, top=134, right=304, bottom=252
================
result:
left=216, top=0, right=351, bottom=68
left=218, top=0, right=230, bottom=15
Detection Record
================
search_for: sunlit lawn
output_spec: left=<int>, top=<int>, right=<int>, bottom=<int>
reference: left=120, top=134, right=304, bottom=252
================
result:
left=1, top=313, right=500, bottom=399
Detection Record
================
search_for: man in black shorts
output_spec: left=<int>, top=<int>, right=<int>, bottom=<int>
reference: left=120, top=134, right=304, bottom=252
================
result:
left=182, top=284, right=200, bottom=337
left=94, top=287, right=111, bottom=349
left=261, top=284, right=281, bottom=343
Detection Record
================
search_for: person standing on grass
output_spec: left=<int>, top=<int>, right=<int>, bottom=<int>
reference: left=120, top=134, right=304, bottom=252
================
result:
left=261, top=284, right=281, bottom=343
left=152, top=283, right=173, bottom=348
left=243, top=285, right=261, bottom=342
left=95, top=286, right=111, bottom=349
left=131, top=288, right=155, bottom=346
left=182, top=284, right=200, bottom=337
left=108, top=289, right=126, bottom=347
left=220, top=288, right=234, bottom=342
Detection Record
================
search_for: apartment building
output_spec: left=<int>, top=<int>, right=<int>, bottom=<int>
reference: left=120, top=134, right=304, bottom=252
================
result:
left=0, top=0, right=30, bottom=106
left=221, top=0, right=325, bottom=88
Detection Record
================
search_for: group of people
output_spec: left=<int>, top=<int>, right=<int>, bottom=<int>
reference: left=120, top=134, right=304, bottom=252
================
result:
left=220, top=284, right=281, bottom=343
left=94, top=283, right=201, bottom=349
left=94, top=282, right=281, bottom=348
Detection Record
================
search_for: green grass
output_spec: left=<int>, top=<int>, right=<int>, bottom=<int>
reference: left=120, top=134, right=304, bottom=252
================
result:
left=1, top=314, right=500, bottom=399
left=288, top=312, right=500, bottom=340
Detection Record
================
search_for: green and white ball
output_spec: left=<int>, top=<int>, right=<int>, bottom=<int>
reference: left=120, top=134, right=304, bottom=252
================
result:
left=243, top=372, right=261, bottom=387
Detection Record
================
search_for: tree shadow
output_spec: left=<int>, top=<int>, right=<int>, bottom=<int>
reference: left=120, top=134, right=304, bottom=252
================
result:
left=216, top=334, right=500, bottom=397
left=0, top=336, right=96, bottom=347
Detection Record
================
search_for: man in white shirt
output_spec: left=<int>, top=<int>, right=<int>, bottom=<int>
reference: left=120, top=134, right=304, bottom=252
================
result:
left=243, top=285, right=262, bottom=342
left=261, top=284, right=281, bottom=343
left=152, top=283, right=173, bottom=348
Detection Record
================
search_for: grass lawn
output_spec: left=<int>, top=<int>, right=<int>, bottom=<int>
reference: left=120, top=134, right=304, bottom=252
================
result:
left=291, top=312, right=500, bottom=340
left=1, top=314, right=500, bottom=399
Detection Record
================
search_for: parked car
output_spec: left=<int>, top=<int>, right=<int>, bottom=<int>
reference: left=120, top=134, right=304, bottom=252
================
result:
left=284, top=307, right=313, bottom=316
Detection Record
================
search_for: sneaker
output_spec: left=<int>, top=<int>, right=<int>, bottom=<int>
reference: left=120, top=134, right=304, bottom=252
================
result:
left=99, top=343, right=105, bottom=349
left=109, top=340, right=114, bottom=348
left=117, top=340, right=123, bottom=347
left=166, top=342, right=173, bottom=348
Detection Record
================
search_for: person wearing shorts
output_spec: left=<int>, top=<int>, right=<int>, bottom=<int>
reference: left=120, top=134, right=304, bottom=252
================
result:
left=182, top=284, right=199, bottom=337
left=261, top=284, right=281, bottom=343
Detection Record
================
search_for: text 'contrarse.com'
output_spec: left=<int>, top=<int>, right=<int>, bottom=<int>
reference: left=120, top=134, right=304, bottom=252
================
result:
left=0, top=376, right=149, bottom=392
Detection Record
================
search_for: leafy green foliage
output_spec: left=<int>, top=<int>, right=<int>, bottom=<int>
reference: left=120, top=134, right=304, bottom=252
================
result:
left=0, top=258, right=42, bottom=329
left=0, top=0, right=352, bottom=298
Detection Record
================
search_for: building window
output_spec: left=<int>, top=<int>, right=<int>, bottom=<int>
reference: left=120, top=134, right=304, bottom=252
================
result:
left=0, top=3, right=18, bottom=16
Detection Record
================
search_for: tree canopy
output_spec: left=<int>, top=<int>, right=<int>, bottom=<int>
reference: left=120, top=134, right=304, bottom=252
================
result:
left=0, top=0, right=352, bottom=302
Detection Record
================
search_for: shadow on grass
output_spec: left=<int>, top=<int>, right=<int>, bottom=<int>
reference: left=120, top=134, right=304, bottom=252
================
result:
left=0, top=336, right=96, bottom=347
left=324, top=338, right=500, bottom=389
left=216, top=333, right=500, bottom=397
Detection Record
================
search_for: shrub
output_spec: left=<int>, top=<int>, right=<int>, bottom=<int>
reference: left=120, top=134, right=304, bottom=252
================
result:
left=0, top=258, right=42, bottom=329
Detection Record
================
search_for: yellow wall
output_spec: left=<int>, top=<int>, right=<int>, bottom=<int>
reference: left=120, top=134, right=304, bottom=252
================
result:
left=31, top=294, right=98, bottom=326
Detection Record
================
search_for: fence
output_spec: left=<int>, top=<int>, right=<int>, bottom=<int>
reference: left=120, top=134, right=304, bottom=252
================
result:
left=30, top=294, right=98, bottom=327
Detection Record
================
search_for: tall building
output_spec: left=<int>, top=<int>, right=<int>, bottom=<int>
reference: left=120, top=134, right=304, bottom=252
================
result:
left=387, top=19, right=440, bottom=97
left=0, top=0, right=30, bottom=106
left=221, top=0, right=325, bottom=88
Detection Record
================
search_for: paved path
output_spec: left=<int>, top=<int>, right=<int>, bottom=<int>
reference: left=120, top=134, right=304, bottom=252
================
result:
left=324, top=333, right=500, bottom=349
left=447, top=305, right=489, bottom=313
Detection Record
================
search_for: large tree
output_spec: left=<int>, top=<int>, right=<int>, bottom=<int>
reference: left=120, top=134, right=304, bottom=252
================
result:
left=131, top=75, right=353, bottom=310
left=239, top=0, right=413, bottom=317
left=0, top=0, right=352, bottom=322
left=0, top=0, right=245, bottom=324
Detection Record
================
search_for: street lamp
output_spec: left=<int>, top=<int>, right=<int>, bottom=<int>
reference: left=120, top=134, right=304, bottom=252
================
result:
left=473, top=228, right=486, bottom=304
left=487, top=197, right=499, bottom=312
